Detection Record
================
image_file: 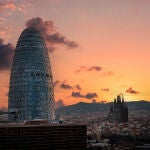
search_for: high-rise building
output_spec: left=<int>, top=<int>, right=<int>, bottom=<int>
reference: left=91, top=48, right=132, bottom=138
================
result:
left=8, top=27, right=55, bottom=121
left=108, top=94, right=128, bottom=123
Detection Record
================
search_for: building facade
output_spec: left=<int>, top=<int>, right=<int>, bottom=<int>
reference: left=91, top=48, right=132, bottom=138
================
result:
left=8, top=27, right=55, bottom=121
left=109, top=95, right=128, bottom=123
left=0, top=124, right=87, bottom=150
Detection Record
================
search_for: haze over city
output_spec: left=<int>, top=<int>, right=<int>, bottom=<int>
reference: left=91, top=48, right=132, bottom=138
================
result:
left=0, top=0, right=150, bottom=109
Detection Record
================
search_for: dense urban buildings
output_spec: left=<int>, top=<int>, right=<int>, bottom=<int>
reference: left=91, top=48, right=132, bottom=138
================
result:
left=108, top=94, right=128, bottom=123
left=61, top=111, right=150, bottom=150
left=0, top=122, right=87, bottom=150
left=8, top=27, right=55, bottom=121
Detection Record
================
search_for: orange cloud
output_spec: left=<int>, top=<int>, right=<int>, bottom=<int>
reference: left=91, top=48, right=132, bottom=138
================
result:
left=0, top=31, right=6, bottom=37
left=0, top=1, right=16, bottom=11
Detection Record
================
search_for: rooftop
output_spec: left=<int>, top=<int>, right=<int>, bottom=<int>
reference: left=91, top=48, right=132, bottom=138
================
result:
left=0, top=120, right=86, bottom=127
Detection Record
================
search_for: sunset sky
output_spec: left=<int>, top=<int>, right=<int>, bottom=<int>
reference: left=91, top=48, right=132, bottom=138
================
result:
left=0, top=0, right=150, bottom=108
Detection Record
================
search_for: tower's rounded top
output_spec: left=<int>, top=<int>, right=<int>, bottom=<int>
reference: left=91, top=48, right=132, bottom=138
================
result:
left=13, top=27, right=48, bottom=68
left=18, top=27, right=44, bottom=44
left=22, top=27, right=41, bottom=34
left=21, top=27, right=42, bottom=37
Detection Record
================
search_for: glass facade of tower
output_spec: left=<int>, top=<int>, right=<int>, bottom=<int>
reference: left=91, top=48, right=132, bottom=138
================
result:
left=8, top=28, right=55, bottom=121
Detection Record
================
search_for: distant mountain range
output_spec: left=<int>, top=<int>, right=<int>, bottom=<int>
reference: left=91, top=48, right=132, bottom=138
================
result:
left=56, top=100, right=150, bottom=115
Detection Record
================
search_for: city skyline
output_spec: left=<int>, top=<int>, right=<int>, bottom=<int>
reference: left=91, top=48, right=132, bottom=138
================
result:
left=0, top=0, right=150, bottom=109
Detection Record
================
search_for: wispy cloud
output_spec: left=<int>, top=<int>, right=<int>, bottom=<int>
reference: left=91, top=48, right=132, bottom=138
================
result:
left=75, top=84, right=82, bottom=90
left=100, top=71, right=115, bottom=76
left=54, top=80, right=82, bottom=91
left=71, top=91, right=98, bottom=99
left=126, top=87, right=139, bottom=94
left=0, top=31, right=6, bottom=37
left=75, top=65, right=102, bottom=73
left=18, top=4, right=27, bottom=13
left=0, top=1, right=16, bottom=11
left=101, top=88, right=110, bottom=92
left=0, top=0, right=32, bottom=14
left=0, top=17, right=5, bottom=24
left=60, top=83, right=73, bottom=90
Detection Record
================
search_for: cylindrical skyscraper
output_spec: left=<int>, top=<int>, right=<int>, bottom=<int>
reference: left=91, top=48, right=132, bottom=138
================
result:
left=8, top=27, right=55, bottom=121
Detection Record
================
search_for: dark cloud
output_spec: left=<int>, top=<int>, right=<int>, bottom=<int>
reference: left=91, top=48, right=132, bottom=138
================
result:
left=71, top=91, right=98, bottom=99
left=0, top=38, right=14, bottom=70
left=26, top=17, right=79, bottom=52
left=55, top=99, right=64, bottom=109
left=54, top=80, right=82, bottom=91
left=46, top=32, right=78, bottom=48
left=26, top=17, right=55, bottom=33
left=75, top=65, right=102, bottom=73
left=75, top=84, right=82, bottom=90
left=126, top=87, right=139, bottom=94
left=71, top=91, right=84, bottom=98
left=101, top=88, right=110, bottom=92
left=85, top=93, right=98, bottom=99
left=87, top=66, right=102, bottom=71
left=60, top=83, right=73, bottom=90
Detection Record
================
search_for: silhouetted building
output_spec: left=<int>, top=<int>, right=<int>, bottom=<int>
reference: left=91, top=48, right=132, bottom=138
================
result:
left=0, top=123, right=87, bottom=150
left=8, top=28, right=55, bottom=121
left=109, top=94, right=128, bottom=123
